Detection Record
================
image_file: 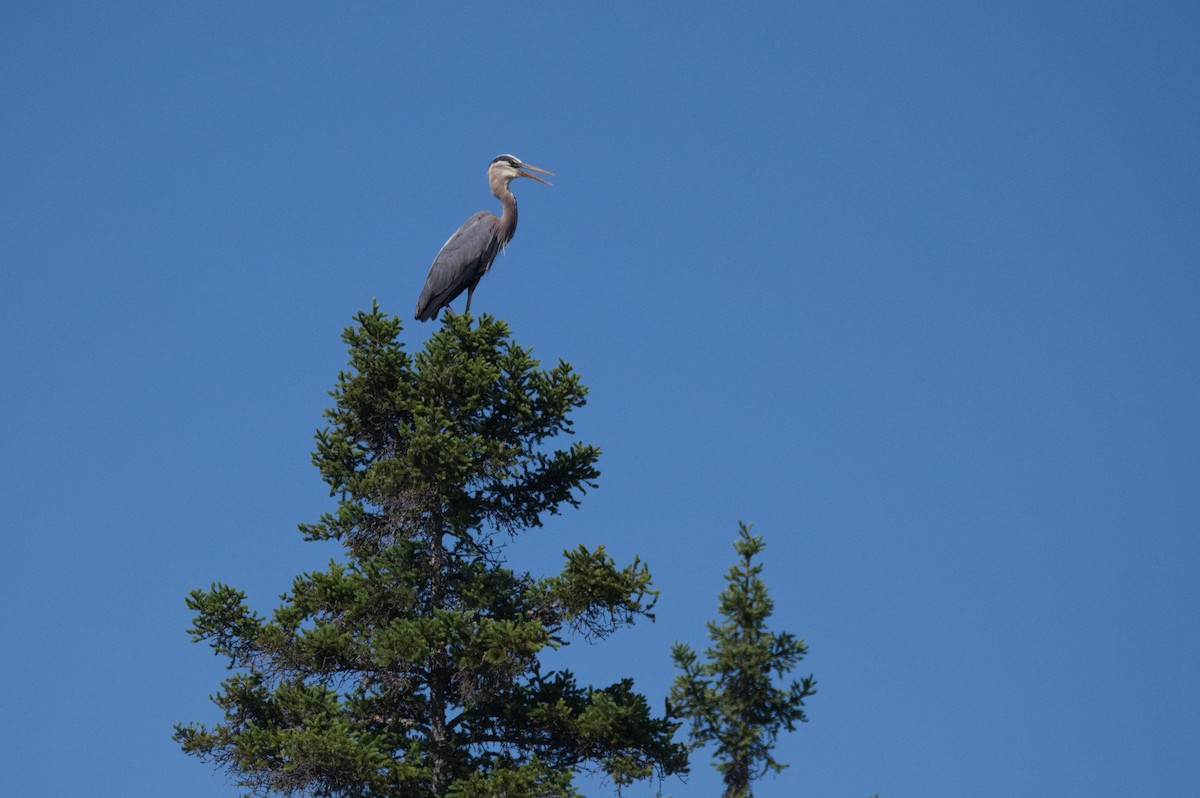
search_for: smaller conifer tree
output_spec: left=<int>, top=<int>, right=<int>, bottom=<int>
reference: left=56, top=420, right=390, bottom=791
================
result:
left=670, top=523, right=816, bottom=798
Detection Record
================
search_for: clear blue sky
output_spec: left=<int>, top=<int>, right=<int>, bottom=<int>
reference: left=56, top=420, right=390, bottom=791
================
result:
left=3, top=3, right=1198, bottom=796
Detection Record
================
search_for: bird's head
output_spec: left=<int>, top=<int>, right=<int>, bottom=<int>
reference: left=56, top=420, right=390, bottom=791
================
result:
left=488, top=154, right=554, bottom=187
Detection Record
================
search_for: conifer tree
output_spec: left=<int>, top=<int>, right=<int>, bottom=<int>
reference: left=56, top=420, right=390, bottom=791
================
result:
left=176, top=306, right=686, bottom=797
left=669, top=523, right=816, bottom=798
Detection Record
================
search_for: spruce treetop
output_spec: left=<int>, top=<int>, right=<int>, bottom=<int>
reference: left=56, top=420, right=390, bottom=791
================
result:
left=177, top=308, right=685, bottom=797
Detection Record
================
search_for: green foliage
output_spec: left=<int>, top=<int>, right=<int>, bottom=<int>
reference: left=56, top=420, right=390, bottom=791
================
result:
left=299, top=307, right=600, bottom=553
left=177, top=307, right=685, bottom=796
left=670, top=523, right=816, bottom=798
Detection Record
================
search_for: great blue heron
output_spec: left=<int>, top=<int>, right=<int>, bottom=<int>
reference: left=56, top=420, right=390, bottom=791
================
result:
left=414, top=154, right=553, bottom=322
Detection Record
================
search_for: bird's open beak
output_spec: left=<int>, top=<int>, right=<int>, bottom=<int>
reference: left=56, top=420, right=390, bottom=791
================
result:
left=517, top=163, right=554, bottom=185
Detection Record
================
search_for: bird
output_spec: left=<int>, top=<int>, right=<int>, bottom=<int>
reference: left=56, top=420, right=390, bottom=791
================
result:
left=414, top=154, right=554, bottom=322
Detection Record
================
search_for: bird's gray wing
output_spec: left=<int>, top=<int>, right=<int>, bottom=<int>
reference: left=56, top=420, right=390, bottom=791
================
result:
left=415, top=212, right=502, bottom=321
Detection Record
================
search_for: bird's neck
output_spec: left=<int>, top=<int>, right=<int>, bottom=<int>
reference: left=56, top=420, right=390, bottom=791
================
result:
left=492, top=181, right=518, bottom=245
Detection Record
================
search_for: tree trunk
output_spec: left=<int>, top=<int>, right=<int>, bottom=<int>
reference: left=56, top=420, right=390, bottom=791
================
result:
left=428, top=523, right=449, bottom=797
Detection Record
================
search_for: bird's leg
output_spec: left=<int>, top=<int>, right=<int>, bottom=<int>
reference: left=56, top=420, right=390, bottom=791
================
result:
left=464, top=287, right=474, bottom=316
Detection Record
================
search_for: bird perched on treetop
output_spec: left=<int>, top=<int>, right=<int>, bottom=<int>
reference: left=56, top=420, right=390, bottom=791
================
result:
left=414, top=154, right=554, bottom=322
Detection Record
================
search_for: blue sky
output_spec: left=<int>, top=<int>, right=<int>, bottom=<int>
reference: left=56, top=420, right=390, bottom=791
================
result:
left=3, top=2, right=1198, bottom=796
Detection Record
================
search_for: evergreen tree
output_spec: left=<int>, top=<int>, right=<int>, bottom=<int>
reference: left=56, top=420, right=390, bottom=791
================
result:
left=669, top=523, right=816, bottom=798
left=176, top=306, right=686, bottom=797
